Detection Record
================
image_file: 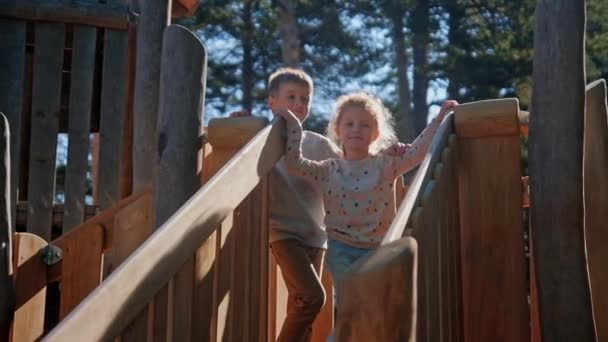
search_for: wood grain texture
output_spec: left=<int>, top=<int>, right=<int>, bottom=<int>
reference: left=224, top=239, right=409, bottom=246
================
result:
left=55, top=223, right=103, bottom=319
left=12, top=233, right=47, bottom=342
left=457, top=136, right=528, bottom=342
left=0, top=113, right=13, bottom=341
left=336, top=237, right=417, bottom=342
left=583, top=79, right=608, bottom=340
left=529, top=1, right=595, bottom=340
left=97, top=29, right=129, bottom=210
left=0, top=0, right=132, bottom=30
left=0, top=19, right=26, bottom=230
left=63, top=25, right=96, bottom=232
left=27, top=22, right=64, bottom=240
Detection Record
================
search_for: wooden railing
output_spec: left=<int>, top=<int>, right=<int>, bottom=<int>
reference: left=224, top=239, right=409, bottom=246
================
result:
left=43, top=115, right=283, bottom=341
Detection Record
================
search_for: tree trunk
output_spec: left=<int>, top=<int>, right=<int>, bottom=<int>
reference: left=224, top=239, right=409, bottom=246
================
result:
left=391, top=12, right=414, bottom=143
left=410, top=0, right=430, bottom=134
left=278, top=0, right=300, bottom=67
left=241, top=0, right=254, bottom=111
left=445, top=0, right=466, bottom=100
left=529, top=1, right=596, bottom=340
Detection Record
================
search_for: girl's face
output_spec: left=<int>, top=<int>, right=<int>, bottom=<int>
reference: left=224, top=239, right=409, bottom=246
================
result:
left=336, top=104, right=379, bottom=159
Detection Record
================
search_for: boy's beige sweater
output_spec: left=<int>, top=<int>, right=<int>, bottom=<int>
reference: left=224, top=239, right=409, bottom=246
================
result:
left=269, top=131, right=341, bottom=249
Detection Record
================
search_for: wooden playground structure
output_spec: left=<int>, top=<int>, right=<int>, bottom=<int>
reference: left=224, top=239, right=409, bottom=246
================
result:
left=0, top=1, right=606, bottom=341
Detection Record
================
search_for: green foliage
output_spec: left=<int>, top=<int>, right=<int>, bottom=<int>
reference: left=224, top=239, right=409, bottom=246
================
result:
left=439, top=0, right=535, bottom=108
left=177, top=0, right=608, bottom=122
left=587, top=0, right=608, bottom=82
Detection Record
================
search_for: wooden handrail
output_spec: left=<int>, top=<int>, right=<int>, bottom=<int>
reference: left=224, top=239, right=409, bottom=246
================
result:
left=382, top=115, right=454, bottom=243
left=43, top=118, right=284, bottom=341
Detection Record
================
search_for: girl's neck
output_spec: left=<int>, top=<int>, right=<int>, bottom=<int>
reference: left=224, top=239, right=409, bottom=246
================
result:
left=343, top=148, right=371, bottom=160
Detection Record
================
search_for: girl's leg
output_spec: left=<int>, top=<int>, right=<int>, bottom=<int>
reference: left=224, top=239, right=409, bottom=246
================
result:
left=271, top=239, right=326, bottom=342
left=326, top=239, right=372, bottom=307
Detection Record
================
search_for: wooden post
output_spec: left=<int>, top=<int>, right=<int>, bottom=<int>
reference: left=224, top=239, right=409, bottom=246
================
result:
left=154, top=24, right=206, bottom=342
left=529, top=1, right=595, bottom=340
left=0, top=114, right=14, bottom=341
left=454, top=99, right=528, bottom=342
left=0, top=20, right=26, bottom=230
left=132, top=0, right=171, bottom=191
left=583, top=79, right=608, bottom=341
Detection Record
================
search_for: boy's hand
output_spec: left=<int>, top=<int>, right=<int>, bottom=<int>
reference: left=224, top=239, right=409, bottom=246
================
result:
left=228, top=110, right=251, bottom=118
left=437, top=100, right=459, bottom=121
left=383, top=142, right=411, bottom=156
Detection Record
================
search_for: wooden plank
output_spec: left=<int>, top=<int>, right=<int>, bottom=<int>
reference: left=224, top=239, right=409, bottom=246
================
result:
left=0, top=113, right=13, bottom=341
left=0, top=0, right=132, bottom=30
left=63, top=25, right=96, bottom=232
left=583, top=79, right=608, bottom=341
left=434, top=162, right=450, bottom=341
left=335, top=237, right=417, bottom=341
left=442, top=144, right=460, bottom=342
left=132, top=0, right=170, bottom=191
left=0, top=19, right=26, bottom=230
left=12, top=232, right=47, bottom=342
left=192, top=144, right=217, bottom=342
left=447, top=135, right=463, bottom=342
left=97, top=29, right=129, bottom=210
left=420, top=181, right=440, bottom=342
left=457, top=136, right=528, bottom=342
left=410, top=207, right=427, bottom=342
left=102, top=189, right=153, bottom=275
left=27, top=22, right=65, bottom=241
left=45, top=118, right=284, bottom=341
left=530, top=1, right=595, bottom=340
left=17, top=202, right=97, bottom=228
left=215, top=213, right=236, bottom=342
left=56, top=223, right=103, bottom=319
left=120, top=24, right=137, bottom=200
left=254, top=177, right=270, bottom=341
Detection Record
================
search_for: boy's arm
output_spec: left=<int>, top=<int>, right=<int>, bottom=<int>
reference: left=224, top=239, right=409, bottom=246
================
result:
left=276, top=110, right=330, bottom=180
left=387, top=100, right=458, bottom=177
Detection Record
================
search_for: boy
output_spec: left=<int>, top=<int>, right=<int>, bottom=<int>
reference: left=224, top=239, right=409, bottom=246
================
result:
left=233, top=68, right=337, bottom=341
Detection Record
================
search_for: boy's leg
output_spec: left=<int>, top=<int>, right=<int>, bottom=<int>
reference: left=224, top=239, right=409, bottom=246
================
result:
left=271, top=239, right=326, bottom=342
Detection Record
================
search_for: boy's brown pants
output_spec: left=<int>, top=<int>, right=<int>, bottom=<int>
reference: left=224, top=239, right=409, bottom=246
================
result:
left=271, top=239, right=326, bottom=342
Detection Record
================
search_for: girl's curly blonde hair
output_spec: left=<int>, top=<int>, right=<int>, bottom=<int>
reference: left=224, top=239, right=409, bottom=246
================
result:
left=327, top=92, right=398, bottom=155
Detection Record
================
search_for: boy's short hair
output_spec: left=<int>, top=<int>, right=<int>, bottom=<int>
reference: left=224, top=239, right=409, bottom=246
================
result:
left=268, top=67, right=314, bottom=95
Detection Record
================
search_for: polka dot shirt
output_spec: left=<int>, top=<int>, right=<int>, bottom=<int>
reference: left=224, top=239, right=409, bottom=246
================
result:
left=283, top=116, right=441, bottom=248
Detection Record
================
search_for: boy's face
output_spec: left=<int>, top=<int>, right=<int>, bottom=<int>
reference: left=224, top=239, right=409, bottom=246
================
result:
left=268, top=82, right=312, bottom=122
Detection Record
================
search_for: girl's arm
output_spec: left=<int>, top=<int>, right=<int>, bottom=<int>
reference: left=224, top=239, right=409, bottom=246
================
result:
left=275, top=109, right=330, bottom=180
left=388, top=100, right=458, bottom=177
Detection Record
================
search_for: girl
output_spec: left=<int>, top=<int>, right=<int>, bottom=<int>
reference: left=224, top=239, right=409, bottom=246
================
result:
left=275, top=92, right=458, bottom=303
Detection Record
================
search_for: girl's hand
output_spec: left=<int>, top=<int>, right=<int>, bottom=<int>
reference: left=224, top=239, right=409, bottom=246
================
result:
left=437, top=100, right=459, bottom=121
left=275, top=109, right=300, bottom=123
left=383, top=142, right=411, bottom=156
